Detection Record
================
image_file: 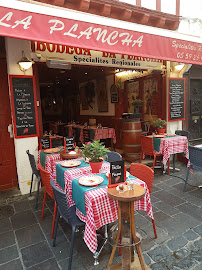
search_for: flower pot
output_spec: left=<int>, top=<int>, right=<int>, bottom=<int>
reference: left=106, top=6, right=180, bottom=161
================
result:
left=157, top=128, right=166, bottom=135
left=89, top=160, right=103, bottom=173
left=134, top=107, right=139, bottom=114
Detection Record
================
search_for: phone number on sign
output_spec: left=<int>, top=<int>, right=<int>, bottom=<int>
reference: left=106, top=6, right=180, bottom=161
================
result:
left=177, top=52, right=202, bottom=62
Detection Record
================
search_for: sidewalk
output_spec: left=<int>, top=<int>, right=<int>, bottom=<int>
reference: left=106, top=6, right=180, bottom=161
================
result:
left=0, top=160, right=202, bottom=270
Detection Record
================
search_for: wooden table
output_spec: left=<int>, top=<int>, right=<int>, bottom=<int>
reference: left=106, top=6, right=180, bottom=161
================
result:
left=107, top=185, right=146, bottom=270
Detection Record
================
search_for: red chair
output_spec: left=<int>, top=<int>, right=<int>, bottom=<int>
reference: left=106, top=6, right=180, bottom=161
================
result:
left=38, top=163, right=57, bottom=239
left=139, top=135, right=169, bottom=173
left=130, top=163, right=157, bottom=238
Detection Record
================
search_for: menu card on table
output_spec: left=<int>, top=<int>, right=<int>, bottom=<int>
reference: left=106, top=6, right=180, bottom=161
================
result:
left=108, top=160, right=125, bottom=188
left=65, top=136, right=75, bottom=152
left=41, top=138, right=50, bottom=149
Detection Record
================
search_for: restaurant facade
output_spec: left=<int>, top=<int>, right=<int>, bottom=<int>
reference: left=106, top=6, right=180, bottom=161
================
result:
left=0, top=0, right=202, bottom=194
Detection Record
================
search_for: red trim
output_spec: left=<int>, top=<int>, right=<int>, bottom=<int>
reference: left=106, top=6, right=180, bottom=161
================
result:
left=9, top=75, right=39, bottom=138
left=168, top=77, right=185, bottom=122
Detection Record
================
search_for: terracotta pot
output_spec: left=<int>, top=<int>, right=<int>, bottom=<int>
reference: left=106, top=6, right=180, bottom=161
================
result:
left=157, top=128, right=166, bottom=135
left=89, top=160, right=103, bottom=173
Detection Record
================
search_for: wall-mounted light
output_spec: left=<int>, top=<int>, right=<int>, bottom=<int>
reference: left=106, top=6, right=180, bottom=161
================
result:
left=175, top=63, right=185, bottom=71
left=115, top=70, right=137, bottom=76
left=17, top=51, right=34, bottom=72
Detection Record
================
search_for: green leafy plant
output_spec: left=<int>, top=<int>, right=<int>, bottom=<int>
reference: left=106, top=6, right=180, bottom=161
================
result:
left=132, top=99, right=143, bottom=108
left=153, top=118, right=166, bottom=129
left=81, top=140, right=109, bottom=163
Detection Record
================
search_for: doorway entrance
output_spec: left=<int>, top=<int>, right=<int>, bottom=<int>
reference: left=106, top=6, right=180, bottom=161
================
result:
left=189, top=79, right=202, bottom=140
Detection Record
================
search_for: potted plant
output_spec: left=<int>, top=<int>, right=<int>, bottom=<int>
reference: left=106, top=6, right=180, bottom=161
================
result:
left=153, top=118, right=166, bottom=134
left=81, top=140, right=109, bottom=173
left=132, top=99, right=143, bottom=114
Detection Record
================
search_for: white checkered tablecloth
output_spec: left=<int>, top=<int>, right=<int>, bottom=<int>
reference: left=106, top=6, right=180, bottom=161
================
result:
left=155, top=136, right=189, bottom=165
left=94, top=128, right=116, bottom=144
left=54, top=162, right=153, bottom=253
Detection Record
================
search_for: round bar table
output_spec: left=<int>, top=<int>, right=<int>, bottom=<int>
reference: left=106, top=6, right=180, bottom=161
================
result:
left=107, top=184, right=146, bottom=270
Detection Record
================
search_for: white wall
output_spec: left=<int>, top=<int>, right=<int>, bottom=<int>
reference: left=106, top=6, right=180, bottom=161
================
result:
left=5, top=37, right=39, bottom=195
left=141, top=0, right=156, bottom=10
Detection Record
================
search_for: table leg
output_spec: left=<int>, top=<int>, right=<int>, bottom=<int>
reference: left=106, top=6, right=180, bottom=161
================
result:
left=111, top=138, right=114, bottom=151
left=108, top=204, right=122, bottom=269
left=130, top=202, right=146, bottom=270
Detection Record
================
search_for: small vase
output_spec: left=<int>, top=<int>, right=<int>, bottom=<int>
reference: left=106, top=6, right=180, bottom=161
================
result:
left=134, top=107, right=139, bottom=114
left=89, top=160, right=103, bottom=173
left=157, top=128, right=166, bottom=135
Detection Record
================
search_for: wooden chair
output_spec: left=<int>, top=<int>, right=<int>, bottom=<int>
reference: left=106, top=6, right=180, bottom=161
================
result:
left=139, top=135, right=169, bottom=173
left=26, top=150, right=41, bottom=208
left=38, top=163, right=57, bottom=239
left=130, top=163, right=157, bottom=238
left=184, top=146, right=202, bottom=192
left=50, top=179, right=85, bottom=270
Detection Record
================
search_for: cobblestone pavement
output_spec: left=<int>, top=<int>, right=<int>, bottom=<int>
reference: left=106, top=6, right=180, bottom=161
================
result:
left=0, top=159, right=202, bottom=269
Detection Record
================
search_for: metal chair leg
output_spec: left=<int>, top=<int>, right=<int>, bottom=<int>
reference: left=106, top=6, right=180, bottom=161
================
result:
left=184, top=167, right=190, bottom=192
left=68, top=225, right=76, bottom=270
left=173, top=154, right=176, bottom=173
left=53, top=210, right=59, bottom=247
left=30, top=173, right=34, bottom=196
left=41, top=190, right=47, bottom=220
left=35, top=176, right=41, bottom=209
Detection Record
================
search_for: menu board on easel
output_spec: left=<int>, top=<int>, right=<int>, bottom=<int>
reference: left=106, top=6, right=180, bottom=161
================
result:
left=9, top=75, right=39, bottom=138
left=168, top=78, right=185, bottom=121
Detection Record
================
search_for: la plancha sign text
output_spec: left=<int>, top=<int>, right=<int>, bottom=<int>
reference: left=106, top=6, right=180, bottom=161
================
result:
left=0, top=6, right=202, bottom=65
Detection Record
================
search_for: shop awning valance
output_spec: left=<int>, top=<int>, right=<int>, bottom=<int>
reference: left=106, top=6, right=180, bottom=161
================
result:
left=0, top=5, right=202, bottom=65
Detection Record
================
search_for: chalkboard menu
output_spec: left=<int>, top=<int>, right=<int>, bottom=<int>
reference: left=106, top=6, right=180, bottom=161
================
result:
left=168, top=78, right=185, bottom=121
left=110, top=160, right=125, bottom=185
left=9, top=75, right=39, bottom=138
left=65, top=136, right=75, bottom=152
left=41, top=138, right=50, bottom=149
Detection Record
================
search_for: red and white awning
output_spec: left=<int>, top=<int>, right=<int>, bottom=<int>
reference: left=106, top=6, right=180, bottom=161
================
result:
left=0, top=4, right=202, bottom=65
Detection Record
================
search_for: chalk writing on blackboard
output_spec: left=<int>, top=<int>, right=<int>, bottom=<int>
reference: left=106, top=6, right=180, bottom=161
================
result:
left=110, top=160, right=125, bottom=185
left=9, top=76, right=38, bottom=138
left=65, top=136, right=75, bottom=152
left=41, top=138, right=50, bottom=149
left=168, top=78, right=185, bottom=121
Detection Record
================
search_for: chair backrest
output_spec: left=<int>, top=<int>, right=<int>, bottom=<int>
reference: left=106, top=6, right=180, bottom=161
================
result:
left=175, top=130, right=190, bottom=140
left=26, top=150, right=39, bottom=175
left=130, top=163, right=154, bottom=194
left=50, top=179, right=73, bottom=225
left=106, top=151, right=122, bottom=162
left=83, top=128, right=91, bottom=143
left=140, top=135, right=154, bottom=156
left=38, top=163, right=54, bottom=199
left=189, top=146, right=202, bottom=172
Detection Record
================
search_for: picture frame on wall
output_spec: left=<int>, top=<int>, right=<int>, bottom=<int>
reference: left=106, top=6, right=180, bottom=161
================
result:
left=110, top=84, right=119, bottom=103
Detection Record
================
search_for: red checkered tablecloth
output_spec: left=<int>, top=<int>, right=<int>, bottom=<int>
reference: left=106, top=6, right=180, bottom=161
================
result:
left=67, top=125, right=116, bottom=144
left=38, top=151, right=62, bottom=178
left=94, top=128, right=116, bottom=144
left=54, top=162, right=153, bottom=253
left=155, top=136, right=189, bottom=165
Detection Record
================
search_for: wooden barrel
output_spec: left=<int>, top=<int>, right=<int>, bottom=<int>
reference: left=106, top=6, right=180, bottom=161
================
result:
left=122, top=119, right=142, bottom=161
